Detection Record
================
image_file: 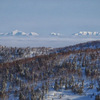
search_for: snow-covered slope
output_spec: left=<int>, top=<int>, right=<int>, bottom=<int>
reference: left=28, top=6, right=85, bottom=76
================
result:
left=28, top=32, right=39, bottom=36
left=74, top=31, right=100, bottom=36
left=0, top=46, right=100, bottom=100
left=0, top=30, right=39, bottom=36
left=53, top=40, right=100, bottom=54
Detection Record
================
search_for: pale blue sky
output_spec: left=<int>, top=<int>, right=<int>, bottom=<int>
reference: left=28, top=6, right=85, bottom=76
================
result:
left=0, top=0, right=100, bottom=36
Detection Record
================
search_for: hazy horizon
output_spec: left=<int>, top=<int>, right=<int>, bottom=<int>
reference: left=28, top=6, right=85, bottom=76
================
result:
left=0, top=36, right=99, bottom=48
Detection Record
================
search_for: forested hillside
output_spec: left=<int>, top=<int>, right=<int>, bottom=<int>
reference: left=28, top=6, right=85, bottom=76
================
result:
left=0, top=41, right=100, bottom=100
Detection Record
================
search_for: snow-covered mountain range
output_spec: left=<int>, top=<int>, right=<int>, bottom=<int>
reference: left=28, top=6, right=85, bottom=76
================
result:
left=74, top=31, right=100, bottom=36
left=0, top=30, right=39, bottom=36
left=1, top=30, right=100, bottom=37
left=0, top=30, right=62, bottom=37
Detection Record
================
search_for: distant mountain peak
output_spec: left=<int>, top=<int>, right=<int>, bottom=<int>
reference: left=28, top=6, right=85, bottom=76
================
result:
left=51, top=32, right=61, bottom=36
left=28, top=32, right=39, bottom=36
left=12, top=30, right=19, bottom=34
left=11, top=30, right=27, bottom=36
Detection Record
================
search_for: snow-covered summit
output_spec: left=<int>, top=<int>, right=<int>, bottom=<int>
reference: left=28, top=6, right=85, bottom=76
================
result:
left=28, top=32, right=39, bottom=36
left=0, top=30, right=39, bottom=36
left=9, top=30, right=27, bottom=36
left=74, top=31, right=100, bottom=36
left=51, top=32, right=61, bottom=36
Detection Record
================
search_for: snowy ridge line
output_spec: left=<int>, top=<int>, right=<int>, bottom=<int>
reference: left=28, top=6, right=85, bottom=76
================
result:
left=0, top=30, right=39, bottom=36
left=0, top=40, right=100, bottom=64
left=0, top=46, right=52, bottom=63
left=0, top=47, right=100, bottom=69
left=54, top=40, right=100, bottom=53
left=74, top=31, right=100, bottom=36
